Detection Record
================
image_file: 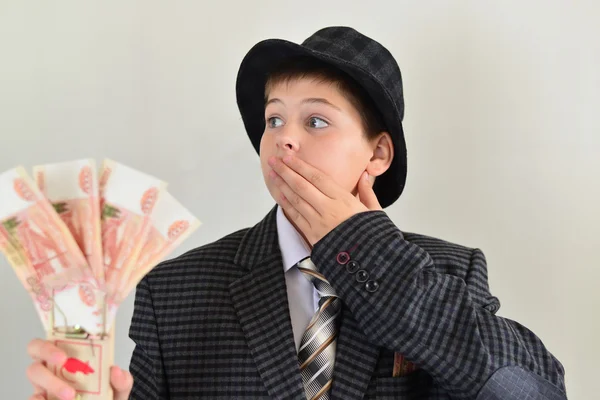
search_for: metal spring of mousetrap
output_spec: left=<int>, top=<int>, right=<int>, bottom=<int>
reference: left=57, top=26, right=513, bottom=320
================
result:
left=49, top=289, right=109, bottom=357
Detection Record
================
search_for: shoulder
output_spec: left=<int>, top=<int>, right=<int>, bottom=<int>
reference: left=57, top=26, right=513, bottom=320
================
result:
left=143, top=226, right=250, bottom=284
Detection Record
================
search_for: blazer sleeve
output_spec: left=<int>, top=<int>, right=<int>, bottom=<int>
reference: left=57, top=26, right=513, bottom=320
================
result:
left=128, top=275, right=170, bottom=399
left=311, top=210, right=567, bottom=400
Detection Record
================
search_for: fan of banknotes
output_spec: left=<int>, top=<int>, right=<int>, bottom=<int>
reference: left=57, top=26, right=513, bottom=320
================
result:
left=0, top=159, right=201, bottom=336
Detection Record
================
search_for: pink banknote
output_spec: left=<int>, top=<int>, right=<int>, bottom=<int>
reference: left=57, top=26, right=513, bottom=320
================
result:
left=34, top=159, right=104, bottom=287
left=0, top=225, right=53, bottom=331
left=99, top=160, right=167, bottom=302
left=112, top=191, right=201, bottom=305
left=0, top=167, right=103, bottom=333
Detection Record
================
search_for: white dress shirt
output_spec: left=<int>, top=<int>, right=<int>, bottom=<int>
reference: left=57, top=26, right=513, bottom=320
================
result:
left=276, top=205, right=320, bottom=353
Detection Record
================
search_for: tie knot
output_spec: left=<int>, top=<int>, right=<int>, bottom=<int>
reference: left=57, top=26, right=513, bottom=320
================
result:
left=296, top=257, right=337, bottom=299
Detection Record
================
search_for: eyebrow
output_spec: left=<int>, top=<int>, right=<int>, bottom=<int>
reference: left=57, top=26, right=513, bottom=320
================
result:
left=265, top=97, right=342, bottom=112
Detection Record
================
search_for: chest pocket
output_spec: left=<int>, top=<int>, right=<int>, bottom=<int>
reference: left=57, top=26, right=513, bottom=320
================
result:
left=375, top=370, right=450, bottom=399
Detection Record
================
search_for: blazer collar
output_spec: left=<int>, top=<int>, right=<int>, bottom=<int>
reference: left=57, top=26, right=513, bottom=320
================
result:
left=230, top=205, right=305, bottom=399
left=232, top=205, right=279, bottom=270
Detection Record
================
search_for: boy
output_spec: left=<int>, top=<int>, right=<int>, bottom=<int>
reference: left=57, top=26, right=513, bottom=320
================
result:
left=26, top=26, right=567, bottom=399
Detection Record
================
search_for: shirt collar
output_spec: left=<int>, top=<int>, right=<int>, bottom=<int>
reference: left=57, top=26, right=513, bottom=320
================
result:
left=276, top=205, right=311, bottom=273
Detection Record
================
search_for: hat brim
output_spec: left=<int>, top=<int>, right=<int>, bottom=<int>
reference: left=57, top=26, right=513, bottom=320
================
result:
left=236, top=38, right=407, bottom=208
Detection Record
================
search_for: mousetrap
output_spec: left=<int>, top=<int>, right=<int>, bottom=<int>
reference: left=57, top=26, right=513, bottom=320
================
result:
left=46, top=298, right=114, bottom=400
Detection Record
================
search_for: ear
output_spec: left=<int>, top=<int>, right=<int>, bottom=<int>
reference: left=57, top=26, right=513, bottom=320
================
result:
left=366, top=132, right=394, bottom=178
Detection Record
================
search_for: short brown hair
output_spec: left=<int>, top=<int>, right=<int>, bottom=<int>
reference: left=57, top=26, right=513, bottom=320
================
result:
left=264, top=56, right=387, bottom=141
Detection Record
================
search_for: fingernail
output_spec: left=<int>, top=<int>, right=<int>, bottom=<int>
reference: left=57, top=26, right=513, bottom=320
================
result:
left=283, top=155, right=292, bottom=164
left=60, top=387, right=75, bottom=400
left=269, top=170, right=277, bottom=179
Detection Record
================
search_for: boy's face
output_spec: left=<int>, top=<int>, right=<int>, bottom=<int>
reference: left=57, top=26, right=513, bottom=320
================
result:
left=260, top=77, right=378, bottom=204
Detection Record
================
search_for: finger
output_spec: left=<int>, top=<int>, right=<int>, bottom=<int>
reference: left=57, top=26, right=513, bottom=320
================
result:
left=270, top=169, right=319, bottom=221
left=358, top=171, right=382, bottom=210
left=27, top=339, right=68, bottom=366
left=26, top=361, right=76, bottom=400
left=111, top=366, right=134, bottom=400
left=271, top=156, right=337, bottom=205
left=31, top=384, right=47, bottom=400
left=280, top=155, right=339, bottom=197
left=279, top=195, right=313, bottom=243
left=33, top=384, right=46, bottom=396
left=269, top=158, right=329, bottom=215
left=278, top=191, right=312, bottom=236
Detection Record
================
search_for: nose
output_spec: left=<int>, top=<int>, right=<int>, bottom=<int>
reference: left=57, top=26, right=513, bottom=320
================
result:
left=275, top=125, right=300, bottom=152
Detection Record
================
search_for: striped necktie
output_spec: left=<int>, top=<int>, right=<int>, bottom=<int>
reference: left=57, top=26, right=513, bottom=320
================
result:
left=296, top=256, right=342, bottom=400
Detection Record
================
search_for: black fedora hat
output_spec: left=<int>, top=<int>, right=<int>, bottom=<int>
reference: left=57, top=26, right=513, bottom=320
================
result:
left=235, top=26, right=407, bottom=208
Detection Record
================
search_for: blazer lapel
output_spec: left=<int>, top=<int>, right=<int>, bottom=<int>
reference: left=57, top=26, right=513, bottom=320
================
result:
left=330, top=305, right=381, bottom=400
left=229, top=206, right=305, bottom=400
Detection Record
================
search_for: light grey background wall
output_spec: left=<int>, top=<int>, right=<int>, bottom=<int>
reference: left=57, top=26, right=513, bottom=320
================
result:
left=1, top=1, right=598, bottom=398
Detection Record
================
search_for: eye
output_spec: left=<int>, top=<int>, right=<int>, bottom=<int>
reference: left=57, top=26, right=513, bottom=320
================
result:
left=308, top=117, right=329, bottom=129
left=267, top=116, right=284, bottom=128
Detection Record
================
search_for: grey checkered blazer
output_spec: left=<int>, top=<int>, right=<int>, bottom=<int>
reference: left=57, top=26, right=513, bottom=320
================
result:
left=128, top=206, right=567, bottom=399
